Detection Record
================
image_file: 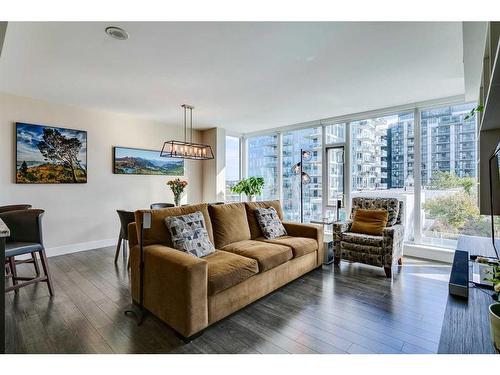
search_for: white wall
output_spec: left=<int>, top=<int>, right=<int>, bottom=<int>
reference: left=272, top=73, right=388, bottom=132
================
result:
left=201, top=127, right=226, bottom=203
left=0, top=93, right=203, bottom=256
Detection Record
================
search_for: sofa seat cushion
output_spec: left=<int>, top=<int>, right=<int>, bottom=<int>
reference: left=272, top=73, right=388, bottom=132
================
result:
left=256, top=236, right=317, bottom=258
left=204, top=250, right=258, bottom=295
left=221, top=240, right=293, bottom=272
left=341, top=232, right=384, bottom=248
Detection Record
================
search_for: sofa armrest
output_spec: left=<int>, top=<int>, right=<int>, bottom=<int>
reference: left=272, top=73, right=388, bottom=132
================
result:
left=282, top=221, right=324, bottom=266
left=130, top=244, right=208, bottom=337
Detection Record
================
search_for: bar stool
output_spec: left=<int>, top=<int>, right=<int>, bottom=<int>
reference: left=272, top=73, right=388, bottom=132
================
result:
left=2, top=209, right=53, bottom=296
left=115, top=210, right=136, bottom=264
left=0, top=205, right=39, bottom=278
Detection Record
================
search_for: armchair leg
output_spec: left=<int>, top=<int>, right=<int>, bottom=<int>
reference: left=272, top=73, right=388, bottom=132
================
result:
left=384, top=266, right=392, bottom=278
left=398, top=257, right=403, bottom=265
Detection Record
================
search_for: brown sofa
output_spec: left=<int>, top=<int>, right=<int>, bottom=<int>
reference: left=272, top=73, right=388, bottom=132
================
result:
left=128, top=200, right=324, bottom=340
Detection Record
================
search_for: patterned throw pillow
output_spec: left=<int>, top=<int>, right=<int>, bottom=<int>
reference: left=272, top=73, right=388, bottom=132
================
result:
left=164, top=211, right=215, bottom=258
left=254, top=207, right=287, bottom=239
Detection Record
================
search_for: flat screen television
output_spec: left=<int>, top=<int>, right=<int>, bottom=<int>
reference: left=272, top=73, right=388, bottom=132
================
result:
left=489, top=141, right=500, bottom=259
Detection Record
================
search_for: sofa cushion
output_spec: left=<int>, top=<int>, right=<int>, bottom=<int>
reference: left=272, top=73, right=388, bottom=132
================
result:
left=351, top=209, right=388, bottom=236
left=257, top=236, right=317, bottom=258
left=245, top=200, right=284, bottom=239
left=208, top=203, right=251, bottom=248
left=135, top=204, right=214, bottom=247
left=204, top=250, right=258, bottom=295
left=341, top=231, right=384, bottom=247
left=164, top=211, right=215, bottom=258
left=254, top=207, right=287, bottom=239
left=351, top=197, right=400, bottom=227
left=221, top=239, right=293, bottom=272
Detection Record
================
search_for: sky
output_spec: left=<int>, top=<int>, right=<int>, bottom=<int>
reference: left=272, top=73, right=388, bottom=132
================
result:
left=16, top=122, right=87, bottom=165
left=225, top=136, right=240, bottom=181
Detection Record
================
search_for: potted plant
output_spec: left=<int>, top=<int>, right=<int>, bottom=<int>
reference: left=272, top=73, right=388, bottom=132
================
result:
left=486, top=263, right=500, bottom=353
left=167, top=178, right=188, bottom=206
left=230, top=176, right=265, bottom=202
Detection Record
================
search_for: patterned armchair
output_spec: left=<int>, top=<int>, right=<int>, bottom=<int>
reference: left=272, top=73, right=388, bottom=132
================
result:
left=333, top=197, right=404, bottom=277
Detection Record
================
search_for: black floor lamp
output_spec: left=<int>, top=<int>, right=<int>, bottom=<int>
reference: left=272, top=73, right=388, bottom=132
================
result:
left=124, top=211, right=151, bottom=325
left=291, top=149, right=312, bottom=223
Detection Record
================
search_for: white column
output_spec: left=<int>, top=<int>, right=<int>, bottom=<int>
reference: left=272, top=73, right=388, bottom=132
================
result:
left=241, top=136, right=248, bottom=178
left=321, top=124, right=327, bottom=219
left=345, top=122, right=352, bottom=215
left=414, top=108, right=422, bottom=244
left=277, top=132, right=283, bottom=203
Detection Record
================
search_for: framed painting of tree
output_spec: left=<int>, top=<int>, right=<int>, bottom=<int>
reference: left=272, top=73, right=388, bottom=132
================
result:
left=15, top=122, right=87, bottom=184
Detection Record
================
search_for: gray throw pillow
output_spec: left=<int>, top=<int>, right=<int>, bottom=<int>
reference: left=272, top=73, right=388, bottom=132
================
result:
left=254, top=207, right=287, bottom=239
left=164, top=211, right=215, bottom=258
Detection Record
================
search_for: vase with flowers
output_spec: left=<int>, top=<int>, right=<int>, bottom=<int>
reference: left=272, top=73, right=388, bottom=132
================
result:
left=167, top=178, right=188, bottom=206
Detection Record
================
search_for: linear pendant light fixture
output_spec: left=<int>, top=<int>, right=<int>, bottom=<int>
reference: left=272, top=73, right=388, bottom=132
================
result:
left=160, top=104, right=214, bottom=160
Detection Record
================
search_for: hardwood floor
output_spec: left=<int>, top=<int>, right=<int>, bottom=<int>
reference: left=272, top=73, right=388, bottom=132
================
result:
left=5, top=246, right=451, bottom=354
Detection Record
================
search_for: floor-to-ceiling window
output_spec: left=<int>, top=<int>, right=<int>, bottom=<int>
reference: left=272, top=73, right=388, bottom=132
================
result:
left=247, top=134, right=279, bottom=200
left=282, top=127, right=322, bottom=222
left=225, top=135, right=241, bottom=202
left=240, top=99, right=498, bottom=255
left=350, top=112, right=415, bottom=240
left=419, top=103, right=498, bottom=248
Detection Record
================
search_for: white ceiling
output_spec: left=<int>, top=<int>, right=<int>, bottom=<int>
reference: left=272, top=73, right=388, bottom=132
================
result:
left=0, top=22, right=465, bottom=133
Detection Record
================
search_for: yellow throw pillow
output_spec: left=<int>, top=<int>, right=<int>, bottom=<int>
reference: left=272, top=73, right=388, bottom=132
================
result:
left=351, top=209, right=389, bottom=236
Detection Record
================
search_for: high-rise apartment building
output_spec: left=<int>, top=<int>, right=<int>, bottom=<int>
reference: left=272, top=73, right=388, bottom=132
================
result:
left=246, top=103, right=476, bottom=223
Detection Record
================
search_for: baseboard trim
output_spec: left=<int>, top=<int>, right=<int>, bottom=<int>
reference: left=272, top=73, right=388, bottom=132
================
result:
left=404, top=243, right=454, bottom=263
left=45, top=238, right=116, bottom=258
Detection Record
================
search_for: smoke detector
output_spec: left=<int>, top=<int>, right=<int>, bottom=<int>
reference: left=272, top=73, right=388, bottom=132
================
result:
left=105, top=26, right=129, bottom=41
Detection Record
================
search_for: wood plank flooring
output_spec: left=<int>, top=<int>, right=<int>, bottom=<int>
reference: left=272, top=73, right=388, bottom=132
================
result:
left=5, top=246, right=451, bottom=354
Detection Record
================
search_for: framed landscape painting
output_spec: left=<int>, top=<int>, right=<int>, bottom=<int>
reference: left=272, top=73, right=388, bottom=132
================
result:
left=113, top=146, right=184, bottom=176
left=16, top=122, right=87, bottom=184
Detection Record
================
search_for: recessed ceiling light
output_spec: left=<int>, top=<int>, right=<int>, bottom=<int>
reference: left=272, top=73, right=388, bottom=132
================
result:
left=105, top=26, right=129, bottom=41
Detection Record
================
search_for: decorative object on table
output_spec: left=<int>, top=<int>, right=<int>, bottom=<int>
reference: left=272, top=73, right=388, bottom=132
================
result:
left=488, top=141, right=500, bottom=260
left=254, top=207, right=287, bottom=239
left=164, top=211, right=215, bottom=257
left=332, top=197, right=404, bottom=278
left=150, top=203, right=175, bottom=209
left=113, top=146, right=184, bottom=176
left=16, top=122, right=87, bottom=184
left=485, top=262, right=500, bottom=299
left=114, top=210, right=135, bottom=265
left=489, top=303, right=500, bottom=353
left=229, top=176, right=265, bottom=202
left=291, top=149, right=312, bottom=223
left=1, top=209, right=54, bottom=295
left=160, top=104, right=214, bottom=160
left=124, top=211, right=151, bottom=326
left=167, top=178, right=188, bottom=206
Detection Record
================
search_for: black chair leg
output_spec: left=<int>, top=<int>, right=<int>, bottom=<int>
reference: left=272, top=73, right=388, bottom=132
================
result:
left=38, top=249, right=54, bottom=296
left=114, top=234, right=122, bottom=264
left=8, top=256, right=19, bottom=294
